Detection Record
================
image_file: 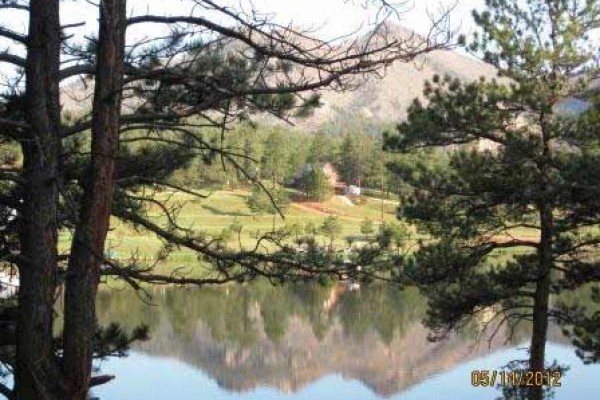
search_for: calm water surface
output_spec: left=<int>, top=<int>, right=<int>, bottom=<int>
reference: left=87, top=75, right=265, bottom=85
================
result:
left=93, top=282, right=599, bottom=399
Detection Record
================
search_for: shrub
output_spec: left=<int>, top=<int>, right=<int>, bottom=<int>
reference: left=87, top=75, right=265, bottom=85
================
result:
left=320, top=216, right=342, bottom=244
left=376, top=220, right=408, bottom=250
left=246, top=185, right=290, bottom=216
left=360, top=218, right=375, bottom=236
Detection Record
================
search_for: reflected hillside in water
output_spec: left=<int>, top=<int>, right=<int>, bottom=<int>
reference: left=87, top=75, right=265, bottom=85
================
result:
left=96, top=282, right=567, bottom=397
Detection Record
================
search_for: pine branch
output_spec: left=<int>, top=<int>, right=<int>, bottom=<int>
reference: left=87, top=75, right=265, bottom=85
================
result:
left=0, top=382, right=13, bottom=400
left=0, top=1, right=28, bottom=11
left=0, top=52, right=25, bottom=68
left=0, top=26, right=26, bottom=44
left=89, top=375, right=115, bottom=388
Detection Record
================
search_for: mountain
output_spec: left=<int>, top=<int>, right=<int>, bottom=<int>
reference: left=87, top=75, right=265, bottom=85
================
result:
left=289, top=47, right=499, bottom=132
left=60, top=26, right=499, bottom=132
left=129, top=287, right=569, bottom=397
left=96, top=283, right=573, bottom=398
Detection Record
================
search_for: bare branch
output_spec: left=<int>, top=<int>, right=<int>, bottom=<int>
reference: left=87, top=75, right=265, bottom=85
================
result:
left=88, top=375, right=115, bottom=388
left=0, top=26, right=27, bottom=44
left=0, top=51, right=26, bottom=68
left=0, top=1, right=28, bottom=11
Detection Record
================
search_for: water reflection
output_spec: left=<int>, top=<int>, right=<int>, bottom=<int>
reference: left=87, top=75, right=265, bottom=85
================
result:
left=94, top=282, right=595, bottom=399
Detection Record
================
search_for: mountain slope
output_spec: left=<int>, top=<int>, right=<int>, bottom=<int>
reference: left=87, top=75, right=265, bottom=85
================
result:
left=301, top=48, right=498, bottom=131
left=61, top=27, right=500, bottom=131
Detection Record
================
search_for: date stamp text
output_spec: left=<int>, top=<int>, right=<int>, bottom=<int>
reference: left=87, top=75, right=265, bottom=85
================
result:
left=471, top=370, right=562, bottom=388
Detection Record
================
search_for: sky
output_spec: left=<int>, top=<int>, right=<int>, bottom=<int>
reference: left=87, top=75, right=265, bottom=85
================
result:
left=0, top=0, right=485, bottom=84
left=0, top=0, right=486, bottom=41
left=129, top=0, right=484, bottom=50
left=56, top=0, right=484, bottom=38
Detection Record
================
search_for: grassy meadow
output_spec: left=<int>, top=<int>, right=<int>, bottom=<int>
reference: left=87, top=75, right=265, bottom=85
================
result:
left=57, top=188, right=541, bottom=277
left=58, top=189, right=402, bottom=268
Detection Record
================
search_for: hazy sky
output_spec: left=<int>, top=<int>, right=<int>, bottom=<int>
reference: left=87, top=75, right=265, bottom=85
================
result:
left=2, top=0, right=484, bottom=44
left=122, top=0, right=485, bottom=37
left=1, top=0, right=484, bottom=82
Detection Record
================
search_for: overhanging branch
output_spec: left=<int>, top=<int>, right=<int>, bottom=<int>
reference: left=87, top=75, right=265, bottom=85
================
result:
left=0, top=26, right=26, bottom=45
left=0, top=52, right=25, bottom=68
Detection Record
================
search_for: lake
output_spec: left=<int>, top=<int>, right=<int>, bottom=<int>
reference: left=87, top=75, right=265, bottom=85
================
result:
left=93, top=282, right=599, bottom=399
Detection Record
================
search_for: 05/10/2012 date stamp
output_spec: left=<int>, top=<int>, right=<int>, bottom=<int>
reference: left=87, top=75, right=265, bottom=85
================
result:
left=471, top=370, right=562, bottom=388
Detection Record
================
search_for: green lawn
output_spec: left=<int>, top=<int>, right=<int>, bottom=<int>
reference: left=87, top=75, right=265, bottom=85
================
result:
left=77, top=189, right=401, bottom=265
left=58, top=188, right=544, bottom=273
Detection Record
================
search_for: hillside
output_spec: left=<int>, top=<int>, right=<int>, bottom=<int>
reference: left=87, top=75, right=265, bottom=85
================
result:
left=289, top=47, right=498, bottom=131
left=60, top=26, right=499, bottom=131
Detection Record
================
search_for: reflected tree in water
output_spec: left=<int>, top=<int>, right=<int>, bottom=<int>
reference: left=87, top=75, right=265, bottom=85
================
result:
left=0, top=0, right=452, bottom=397
left=385, top=1, right=600, bottom=399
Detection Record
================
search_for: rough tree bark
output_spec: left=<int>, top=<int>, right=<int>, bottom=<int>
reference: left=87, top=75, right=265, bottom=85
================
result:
left=529, top=203, right=553, bottom=400
left=62, top=1, right=126, bottom=399
left=1, top=1, right=448, bottom=397
left=529, top=121, right=554, bottom=400
left=14, top=1, right=63, bottom=399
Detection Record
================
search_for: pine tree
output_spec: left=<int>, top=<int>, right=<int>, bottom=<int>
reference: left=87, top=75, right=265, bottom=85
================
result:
left=260, top=128, right=287, bottom=185
left=246, top=185, right=290, bottom=217
left=0, top=1, right=451, bottom=397
left=385, top=1, right=600, bottom=399
left=307, top=131, right=336, bottom=165
left=320, top=216, right=343, bottom=248
left=304, top=167, right=334, bottom=201
left=339, top=134, right=361, bottom=185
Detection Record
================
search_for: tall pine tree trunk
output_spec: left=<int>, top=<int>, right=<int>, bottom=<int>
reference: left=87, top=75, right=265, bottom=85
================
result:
left=529, top=203, right=553, bottom=400
left=63, top=1, right=126, bottom=398
left=14, top=1, right=63, bottom=398
left=530, top=129, right=554, bottom=400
